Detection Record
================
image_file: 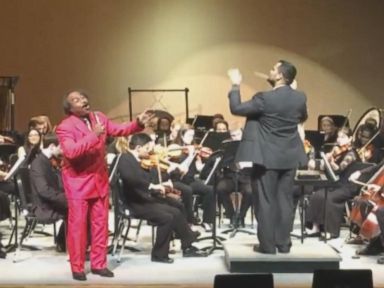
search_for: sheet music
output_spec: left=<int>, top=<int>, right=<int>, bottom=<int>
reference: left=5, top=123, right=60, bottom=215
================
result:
left=236, top=161, right=253, bottom=170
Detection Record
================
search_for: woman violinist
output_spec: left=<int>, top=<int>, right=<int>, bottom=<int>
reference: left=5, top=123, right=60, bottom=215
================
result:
left=170, top=126, right=215, bottom=232
left=305, top=127, right=361, bottom=239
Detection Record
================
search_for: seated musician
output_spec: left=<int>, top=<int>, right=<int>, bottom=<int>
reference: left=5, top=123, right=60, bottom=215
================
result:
left=18, top=128, right=42, bottom=159
left=354, top=123, right=383, bottom=164
left=116, top=133, right=207, bottom=263
left=211, top=113, right=225, bottom=131
left=213, top=120, right=229, bottom=133
left=319, top=116, right=338, bottom=153
left=306, top=127, right=360, bottom=239
left=28, top=115, right=53, bottom=135
left=348, top=159, right=384, bottom=262
left=115, top=136, right=197, bottom=226
left=206, top=127, right=252, bottom=227
left=172, top=127, right=215, bottom=232
left=0, top=188, right=11, bottom=258
left=29, top=133, right=67, bottom=252
left=155, top=116, right=172, bottom=146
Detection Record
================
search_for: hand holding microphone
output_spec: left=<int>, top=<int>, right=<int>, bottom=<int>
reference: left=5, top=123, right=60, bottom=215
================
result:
left=93, top=123, right=105, bottom=136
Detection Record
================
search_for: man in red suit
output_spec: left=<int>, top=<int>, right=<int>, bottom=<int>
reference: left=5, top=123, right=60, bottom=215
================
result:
left=56, top=90, right=151, bottom=281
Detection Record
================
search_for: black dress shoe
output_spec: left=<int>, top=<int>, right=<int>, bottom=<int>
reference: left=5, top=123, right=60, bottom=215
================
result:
left=356, top=245, right=382, bottom=256
left=306, top=231, right=321, bottom=237
left=151, top=256, right=174, bottom=263
left=91, top=268, right=114, bottom=277
left=346, top=236, right=365, bottom=245
left=377, top=256, right=384, bottom=264
left=253, top=244, right=276, bottom=254
left=277, top=246, right=291, bottom=254
left=72, top=272, right=87, bottom=281
left=0, top=249, right=6, bottom=259
left=183, top=246, right=208, bottom=257
left=319, top=232, right=339, bottom=241
left=192, top=230, right=201, bottom=241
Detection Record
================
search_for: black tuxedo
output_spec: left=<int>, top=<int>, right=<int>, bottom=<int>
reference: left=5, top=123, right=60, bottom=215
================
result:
left=30, top=153, right=67, bottom=222
left=229, top=85, right=308, bottom=253
left=117, top=152, right=196, bottom=258
left=30, top=152, right=67, bottom=250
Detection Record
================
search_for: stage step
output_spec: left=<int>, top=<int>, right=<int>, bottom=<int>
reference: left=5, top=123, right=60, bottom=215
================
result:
left=223, top=240, right=341, bottom=273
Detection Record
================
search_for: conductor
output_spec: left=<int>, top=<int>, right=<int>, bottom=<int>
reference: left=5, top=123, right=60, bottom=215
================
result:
left=227, top=60, right=308, bottom=254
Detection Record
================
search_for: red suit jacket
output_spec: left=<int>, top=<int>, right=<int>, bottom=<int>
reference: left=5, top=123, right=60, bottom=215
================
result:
left=56, top=112, right=142, bottom=200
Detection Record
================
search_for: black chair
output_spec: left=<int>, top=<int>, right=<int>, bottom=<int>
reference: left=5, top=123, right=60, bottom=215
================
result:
left=214, top=273, right=274, bottom=288
left=312, top=269, right=373, bottom=288
left=109, top=172, right=161, bottom=262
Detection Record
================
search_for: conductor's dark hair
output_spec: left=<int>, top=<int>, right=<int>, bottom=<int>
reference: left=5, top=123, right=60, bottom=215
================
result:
left=129, top=133, right=152, bottom=150
left=63, top=89, right=89, bottom=115
left=42, top=133, right=59, bottom=149
left=278, top=60, right=297, bottom=85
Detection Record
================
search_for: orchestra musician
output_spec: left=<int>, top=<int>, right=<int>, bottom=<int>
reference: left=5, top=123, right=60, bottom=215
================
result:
left=319, top=116, right=338, bottom=153
left=56, top=90, right=152, bottom=281
left=306, top=127, right=364, bottom=239
left=116, top=133, right=207, bottom=263
left=227, top=61, right=308, bottom=254
left=28, top=115, right=53, bottom=135
left=171, top=126, right=215, bottom=232
left=155, top=116, right=172, bottom=146
left=17, top=128, right=42, bottom=159
left=29, top=133, right=67, bottom=252
left=354, top=123, right=383, bottom=164
left=348, top=159, right=384, bottom=262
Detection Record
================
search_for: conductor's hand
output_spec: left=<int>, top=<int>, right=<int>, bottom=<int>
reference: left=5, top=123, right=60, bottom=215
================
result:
left=227, top=68, right=242, bottom=85
left=137, top=109, right=155, bottom=127
left=93, top=123, right=105, bottom=136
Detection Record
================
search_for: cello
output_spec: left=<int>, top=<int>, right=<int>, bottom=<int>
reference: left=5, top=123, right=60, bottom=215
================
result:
left=349, top=164, right=384, bottom=239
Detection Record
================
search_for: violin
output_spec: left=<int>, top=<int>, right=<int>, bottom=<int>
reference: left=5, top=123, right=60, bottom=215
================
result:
left=357, top=143, right=374, bottom=162
left=330, top=144, right=351, bottom=160
left=156, top=144, right=213, bottom=160
left=140, top=153, right=170, bottom=172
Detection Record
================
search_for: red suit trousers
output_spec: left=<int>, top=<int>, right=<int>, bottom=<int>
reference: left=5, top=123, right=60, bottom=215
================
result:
left=67, top=196, right=109, bottom=273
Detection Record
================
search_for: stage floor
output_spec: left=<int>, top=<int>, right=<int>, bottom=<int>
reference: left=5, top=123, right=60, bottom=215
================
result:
left=0, top=210, right=383, bottom=288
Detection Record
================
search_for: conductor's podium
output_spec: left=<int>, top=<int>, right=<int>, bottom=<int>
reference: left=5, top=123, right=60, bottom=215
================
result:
left=223, top=238, right=341, bottom=273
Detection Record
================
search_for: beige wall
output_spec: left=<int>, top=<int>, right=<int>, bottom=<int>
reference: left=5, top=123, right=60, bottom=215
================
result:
left=0, top=0, right=383, bottom=131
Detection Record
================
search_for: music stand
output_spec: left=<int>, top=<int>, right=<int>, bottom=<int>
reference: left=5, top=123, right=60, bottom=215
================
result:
left=293, top=153, right=340, bottom=243
left=5, top=146, right=38, bottom=252
left=218, top=140, right=255, bottom=238
left=195, top=152, right=226, bottom=255
left=203, top=132, right=231, bottom=151
left=305, top=130, right=325, bottom=158
left=192, top=115, right=214, bottom=143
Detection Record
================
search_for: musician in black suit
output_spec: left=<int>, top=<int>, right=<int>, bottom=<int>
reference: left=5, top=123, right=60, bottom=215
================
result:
left=29, top=133, right=67, bottom=252
left=116, top=133, right=206, bottom=263
left=227, top=60, right=308, bottom=254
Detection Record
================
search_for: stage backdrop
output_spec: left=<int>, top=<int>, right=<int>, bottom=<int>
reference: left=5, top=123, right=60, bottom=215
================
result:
left=0, top=0, right=383, bottom=131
